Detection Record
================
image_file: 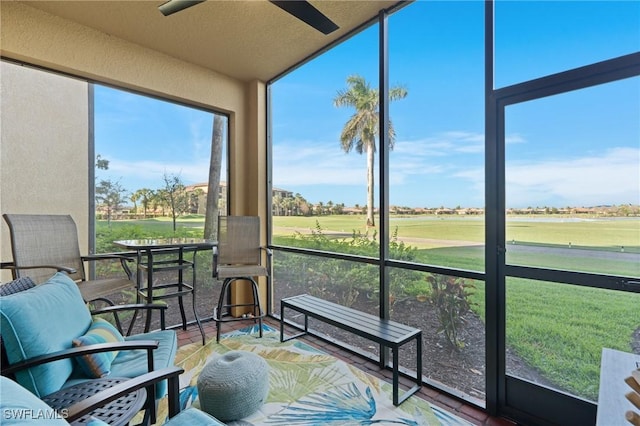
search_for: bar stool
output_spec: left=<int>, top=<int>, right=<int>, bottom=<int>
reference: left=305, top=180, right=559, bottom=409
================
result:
left=212, top=216, right=271, bottom=342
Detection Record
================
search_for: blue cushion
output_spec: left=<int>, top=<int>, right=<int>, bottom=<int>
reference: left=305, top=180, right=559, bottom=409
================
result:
left=86, top=418, right=109, bottom=426
left=111, top=330, right=177, bottom=399
left=0, top=272, right=92, bottom=397
left=165, top=408, right=226, bottom=426
left=62, top=329, right=177, bottom=400
left=72, top=318, right=124, bottom=378
left=0, top=376, right=69, bottom=425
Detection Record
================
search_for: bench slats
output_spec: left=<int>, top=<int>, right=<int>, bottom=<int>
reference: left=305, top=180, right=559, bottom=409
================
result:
left=280, top=293, right=422, bottom=406
left=283, top=294, right=419, bottom=346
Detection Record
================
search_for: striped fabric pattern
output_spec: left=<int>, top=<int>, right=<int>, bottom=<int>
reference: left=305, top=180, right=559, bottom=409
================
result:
left=72, top=318, right=124, bottom=378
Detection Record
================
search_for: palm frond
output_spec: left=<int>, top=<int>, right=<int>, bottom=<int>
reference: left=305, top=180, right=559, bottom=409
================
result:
left=266, top=383, right=376, bottom=423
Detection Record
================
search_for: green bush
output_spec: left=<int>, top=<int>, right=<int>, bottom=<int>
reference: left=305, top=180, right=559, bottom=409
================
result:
left=274, top=222, right=423, bottom=305
left=428, top=274, right=475, bottom=350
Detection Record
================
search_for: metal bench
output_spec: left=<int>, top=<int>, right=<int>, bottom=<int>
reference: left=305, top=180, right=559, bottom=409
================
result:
left=280, top=294, right=422, bottom=406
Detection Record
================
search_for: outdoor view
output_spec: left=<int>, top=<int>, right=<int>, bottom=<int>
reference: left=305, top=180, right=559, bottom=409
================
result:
left=89, top=0, right=639, bottom=410
left=94, top=85, right=229, bottom=324
left=268, top=0, right=639, bottom=407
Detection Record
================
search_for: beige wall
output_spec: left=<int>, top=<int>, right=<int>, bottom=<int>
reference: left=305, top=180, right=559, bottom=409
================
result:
left=0, top=61, right=90, bottom=279
left=0, top=2, right=268, bottom=280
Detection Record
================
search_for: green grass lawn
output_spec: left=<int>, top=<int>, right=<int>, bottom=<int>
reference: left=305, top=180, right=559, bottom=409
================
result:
left=504, top=279, right=638, bottom=400
left=98, top=214, right=640, bottom=401
left=273, top=214, right=640, bottom=250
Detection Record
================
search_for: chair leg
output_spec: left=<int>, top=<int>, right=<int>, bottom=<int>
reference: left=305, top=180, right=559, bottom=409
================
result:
left=248, top=277, right=264, bottom=338
left=214, top=277, right=265, bottom=342
left=177, top=293, right=188, bottom=330
left=215, top=278, right=233, bottom=342
left=192, top=290, right=205, bottom=345
left=190, top=255, right=205, bottom=345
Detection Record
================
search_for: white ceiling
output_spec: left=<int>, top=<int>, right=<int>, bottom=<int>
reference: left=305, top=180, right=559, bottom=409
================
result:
left=22, top=0, right=401, bottom=82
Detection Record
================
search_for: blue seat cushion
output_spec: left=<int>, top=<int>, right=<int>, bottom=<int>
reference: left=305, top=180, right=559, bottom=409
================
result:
left=0, top=272, right=91, bottom=397
left=165, top=408, right=226, bottom=426
left=112, top=330, right=178, bottom=399
left=63, top=329, right=178, bottom=400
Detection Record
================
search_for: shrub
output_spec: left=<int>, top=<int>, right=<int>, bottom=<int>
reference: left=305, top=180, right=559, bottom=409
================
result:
left=274, top=222, right=423, bottom=304
left=428, top=274, right=475, bottom=350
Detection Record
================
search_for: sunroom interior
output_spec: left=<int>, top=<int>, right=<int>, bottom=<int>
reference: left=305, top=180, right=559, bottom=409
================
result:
left=2, top=1, right=639, bottom=425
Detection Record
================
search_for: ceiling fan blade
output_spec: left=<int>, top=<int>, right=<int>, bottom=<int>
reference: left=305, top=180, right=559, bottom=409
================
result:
left=158, top=0, right=205, bottom=16
left=269, top=1, right=339, bottom=35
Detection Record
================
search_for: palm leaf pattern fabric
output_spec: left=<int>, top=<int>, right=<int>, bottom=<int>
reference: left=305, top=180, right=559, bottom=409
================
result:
left=161, top=325, right=472, bottom=426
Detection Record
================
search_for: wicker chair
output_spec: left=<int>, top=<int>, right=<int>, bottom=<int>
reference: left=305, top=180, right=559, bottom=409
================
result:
left=3, top=213, right=135, bottom=305
left=213, top=216, right=271, bottom=342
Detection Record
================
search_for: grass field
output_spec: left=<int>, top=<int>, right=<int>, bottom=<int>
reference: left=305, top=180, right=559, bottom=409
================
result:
left=98, top=214, right=640, bottom=401
left=273, top=214, right=640, bottom=249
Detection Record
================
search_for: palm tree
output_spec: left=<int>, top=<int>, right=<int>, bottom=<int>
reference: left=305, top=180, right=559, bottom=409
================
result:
left=204, top=114, right=224, bottom=240
left=130, top=192, right=139, bottom=217
left=134, top=188, right=154, bottom=218
left=334, top=74, right=407, bottom=227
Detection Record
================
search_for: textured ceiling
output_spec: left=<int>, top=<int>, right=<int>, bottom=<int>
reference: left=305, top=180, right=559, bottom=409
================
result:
left=22, top=0, right=401, bottom=82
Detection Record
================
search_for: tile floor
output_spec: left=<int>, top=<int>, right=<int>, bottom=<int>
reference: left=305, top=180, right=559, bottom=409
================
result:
left=176, top=317, right=517, bottom=426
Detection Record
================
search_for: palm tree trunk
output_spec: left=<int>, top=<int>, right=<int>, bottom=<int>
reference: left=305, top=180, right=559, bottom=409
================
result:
left=204, top=114, right=224, bottom=240
left=366, top=143, right=375, bottom=227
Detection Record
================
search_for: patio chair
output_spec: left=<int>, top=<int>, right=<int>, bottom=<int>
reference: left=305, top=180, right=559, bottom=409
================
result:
left=0, top=272, right=178, bottom=425
left=212, top=216, right=271, bottom=342
left=3, top=213, right=135, bottom=305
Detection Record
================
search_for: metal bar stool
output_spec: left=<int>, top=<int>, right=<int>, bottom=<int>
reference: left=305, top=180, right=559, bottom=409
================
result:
left=212, top=216, right=271, bottom=342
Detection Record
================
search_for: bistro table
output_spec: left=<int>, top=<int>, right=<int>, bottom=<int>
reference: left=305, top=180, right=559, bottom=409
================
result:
left=113, top=238, right=216, bottom=345
left=42, top=377, right=146, bottom=426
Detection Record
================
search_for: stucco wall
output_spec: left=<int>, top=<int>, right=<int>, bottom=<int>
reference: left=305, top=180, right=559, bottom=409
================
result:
left=0, top=61, right=90, bottom=279
left=0, top=2, right=266, bottom=280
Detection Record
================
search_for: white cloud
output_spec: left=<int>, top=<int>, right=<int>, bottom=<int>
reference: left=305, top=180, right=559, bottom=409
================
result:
left=272, top=130, right=489, bottom=188
left=106, top=158, right=213, bottom=189
left=394, top=131, right=493, bottom=156
left=506, top=147, right=640, bottom=207
left=506, top=133, right=526, bottom=144
left=272, top=140, right=366, bottom=186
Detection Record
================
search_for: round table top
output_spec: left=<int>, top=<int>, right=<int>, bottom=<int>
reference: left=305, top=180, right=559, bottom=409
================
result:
left=42, top=377, right=146, bottom=426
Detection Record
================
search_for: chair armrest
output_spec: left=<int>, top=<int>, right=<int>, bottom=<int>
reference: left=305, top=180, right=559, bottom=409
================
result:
left=261, top=247, right=273, bottom=272
left=0, top=263, right=77, bottom=276
left=91, top=304, right=169, bottom=333
left=212, top=246, right=219, bottom=278
left=2, top=340, right=159, bottom=376
left=82, top=252, right=136, bottom=262
left=91, top=303, right=168, bottom=315
left=65, top=366, right=184, bottom=422
left=82, top=252, right=136, bottom=280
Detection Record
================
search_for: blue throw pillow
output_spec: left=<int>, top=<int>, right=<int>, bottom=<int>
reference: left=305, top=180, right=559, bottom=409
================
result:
left=72, top=318, right=124, bottom=378
left=0, top=276, right=36, bottom=296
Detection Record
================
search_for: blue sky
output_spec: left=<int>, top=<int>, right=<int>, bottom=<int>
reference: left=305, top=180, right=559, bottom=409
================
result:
left=96, top=1, right=639, bottom=209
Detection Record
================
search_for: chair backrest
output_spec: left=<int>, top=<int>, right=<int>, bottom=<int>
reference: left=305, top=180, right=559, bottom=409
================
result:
left=0, top=276, right=36, bottom=379
left=217, top=216, right=261, bottom=265
left=0, top=272, right=92, bottom=397
left=3, top=214, right=86, bottom=284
